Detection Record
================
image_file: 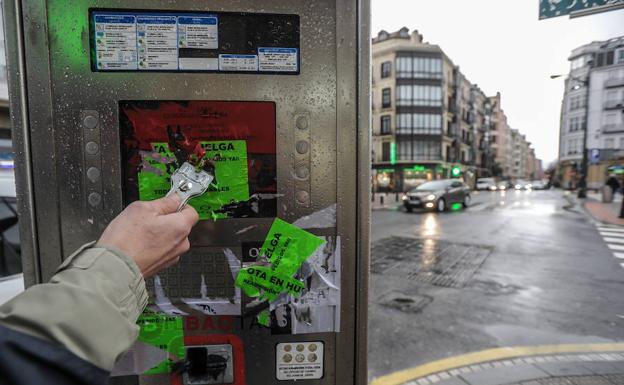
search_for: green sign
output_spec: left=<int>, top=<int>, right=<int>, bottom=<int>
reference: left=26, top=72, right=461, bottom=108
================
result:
left=539, top=0, right=624, bottom=19
left=404, top=165, right=428, bottom=173
left=390, top=142, right=396, bottom=165
left=451, top=166, right=461, bottom=177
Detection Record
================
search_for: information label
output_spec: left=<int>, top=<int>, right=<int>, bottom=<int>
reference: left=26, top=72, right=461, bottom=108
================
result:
left=136, top=15, right=178, bottom=70
left=219, top=54, right=258, bottom=71
left=276, top=342, right=324, bottom=380
left=178, top=16, right=218, bottom=49
left=258, top=48, right=298, bottom=72
left=94, top=14, right=138, bottom=70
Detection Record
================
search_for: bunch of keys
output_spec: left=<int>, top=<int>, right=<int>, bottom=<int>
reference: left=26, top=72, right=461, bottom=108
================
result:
left=166, top=162, right=215, bottom=212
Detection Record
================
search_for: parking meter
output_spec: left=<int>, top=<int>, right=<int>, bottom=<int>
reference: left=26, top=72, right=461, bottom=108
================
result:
left=3, top=1, right=370, bottom=384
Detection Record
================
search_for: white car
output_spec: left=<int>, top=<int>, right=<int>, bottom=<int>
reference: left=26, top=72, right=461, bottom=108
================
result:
left=476, top=178, right=497, bottom=191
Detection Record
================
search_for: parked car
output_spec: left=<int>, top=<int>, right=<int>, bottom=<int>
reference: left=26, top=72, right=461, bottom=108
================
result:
left=476, top=177, right=496, bottom=191
left=402, top=179, right=471, bottom=212
left=497, top=181, right=510, bottom=191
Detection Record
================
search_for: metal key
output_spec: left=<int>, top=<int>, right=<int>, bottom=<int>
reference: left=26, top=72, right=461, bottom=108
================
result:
left=166, top=162, right=214, bottom=212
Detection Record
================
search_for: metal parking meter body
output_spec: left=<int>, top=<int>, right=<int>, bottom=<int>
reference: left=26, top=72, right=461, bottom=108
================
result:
left=3, top=1, right=370, bottom=384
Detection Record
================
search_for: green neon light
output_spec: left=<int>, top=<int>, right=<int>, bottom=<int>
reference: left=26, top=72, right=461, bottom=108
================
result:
left=404, top=165, right=428, bottom=173
left=451, top=166, right=461, bottom=177
left=390, top=142, right=396, bottom=165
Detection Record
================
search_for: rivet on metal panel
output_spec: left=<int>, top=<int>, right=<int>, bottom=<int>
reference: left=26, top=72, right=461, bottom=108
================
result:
left=295, top=140, right=309, bottom=154
left=295, top=166, right=309, bottom=179
left=82, top=114, right=99, bottom=130
left=296, top=115, right=309, bottom=130
left=86, top=167, right=100, bottom=183
left=296, top=190, right=310, bottom=205
left=87, top=192, right=102, bottom=207
left=85, top=141, right=99, bottom=155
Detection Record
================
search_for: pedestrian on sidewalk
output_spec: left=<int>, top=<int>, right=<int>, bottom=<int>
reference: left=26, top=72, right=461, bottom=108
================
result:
left=619, top=174, right=624, bottom=219
left=606, top=174, right=620, bottom=197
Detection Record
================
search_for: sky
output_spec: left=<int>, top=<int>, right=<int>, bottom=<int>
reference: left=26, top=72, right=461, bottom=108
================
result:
left=371, top=0, right=624, bottom=166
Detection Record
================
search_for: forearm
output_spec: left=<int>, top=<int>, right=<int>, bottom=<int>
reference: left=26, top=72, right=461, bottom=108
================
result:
left=0, top=242, right=148, bottom=370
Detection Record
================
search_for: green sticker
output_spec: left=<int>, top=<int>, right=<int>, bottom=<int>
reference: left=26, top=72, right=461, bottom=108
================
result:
left=261, top=218, right=326, bottom=276
left=257, top=310, right=270, bottom=327
left=136, top=311, right=184, bottom=375
left=235, top=265, right=305, bottom=301
left=137, top=140, right=250, bottom=220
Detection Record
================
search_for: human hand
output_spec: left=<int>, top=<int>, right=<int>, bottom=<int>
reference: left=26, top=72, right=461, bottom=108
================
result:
left=97, top=195, right=199, bottom=278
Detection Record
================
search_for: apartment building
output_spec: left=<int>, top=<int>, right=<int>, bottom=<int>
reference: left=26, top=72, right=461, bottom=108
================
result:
left=557, top=35, right=624, bottom=189
left=371, top=28, right=495, bottom=192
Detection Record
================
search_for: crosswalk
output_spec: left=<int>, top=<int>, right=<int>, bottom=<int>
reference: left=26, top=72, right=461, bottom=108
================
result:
left=596, top=225, right=624, bottom=266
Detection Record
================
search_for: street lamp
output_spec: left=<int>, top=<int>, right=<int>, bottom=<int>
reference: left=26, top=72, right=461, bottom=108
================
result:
left=551, top=73, right=590, bottom=198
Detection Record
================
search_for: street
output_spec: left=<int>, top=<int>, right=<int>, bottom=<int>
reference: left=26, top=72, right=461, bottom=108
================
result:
left=369, top=189, right=624, bottom=382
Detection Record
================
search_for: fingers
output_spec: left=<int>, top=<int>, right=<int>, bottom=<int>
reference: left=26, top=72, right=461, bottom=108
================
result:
left=151, top=194, right=183, bottom=215
left=166, top=205, right=200, bottom=236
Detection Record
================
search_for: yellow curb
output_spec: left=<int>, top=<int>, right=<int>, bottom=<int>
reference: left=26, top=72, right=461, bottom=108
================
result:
left=370, top=343, right=624, bottom=385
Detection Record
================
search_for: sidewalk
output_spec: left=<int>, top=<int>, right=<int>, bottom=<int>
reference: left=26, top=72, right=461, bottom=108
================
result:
left=371, top=192, right=403, bottom=211
left=584, top=191, right=624, bottom=226
left=370, top=345, right=624, bottom=385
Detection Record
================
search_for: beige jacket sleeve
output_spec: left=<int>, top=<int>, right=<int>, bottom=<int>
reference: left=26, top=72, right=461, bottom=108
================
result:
left=0, top=242, right=148, bottom=370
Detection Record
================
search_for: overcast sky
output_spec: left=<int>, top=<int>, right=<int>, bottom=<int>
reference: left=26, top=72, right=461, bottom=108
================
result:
left=371, top=0, right=624, bottom=165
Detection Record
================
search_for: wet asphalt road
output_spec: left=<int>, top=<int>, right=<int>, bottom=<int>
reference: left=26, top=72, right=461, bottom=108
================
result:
left=368, top=189, right=624, bottom=380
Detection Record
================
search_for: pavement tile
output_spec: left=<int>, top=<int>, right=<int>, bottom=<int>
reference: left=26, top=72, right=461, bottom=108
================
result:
left=458, top=364, right=549, bottom=385
left=534, top=362, right=595, bottom=377
left=580, top=361, right=624, bottom=375
left=432, top=377, right=470, bottom=385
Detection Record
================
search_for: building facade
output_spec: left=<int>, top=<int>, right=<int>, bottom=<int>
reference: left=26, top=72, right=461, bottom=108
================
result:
left=372, top=28, right=537, bottom=192
left=371, top=28, right=497, bottom=192
left=557, top=36, right=624, bottom=189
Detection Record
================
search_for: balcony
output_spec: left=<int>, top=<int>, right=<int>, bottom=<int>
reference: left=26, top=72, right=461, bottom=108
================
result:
left=605, top=77, right=624, bottom=88
left=600, top=148, right=624, bottom=160
left=602, top=123, right=624, bottom=133
left=604, top=100, right=624, bottom=110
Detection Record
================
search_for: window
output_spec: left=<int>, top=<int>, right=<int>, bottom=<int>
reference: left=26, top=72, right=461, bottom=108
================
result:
left=605, top=138, right=615, bottom=149
left=617, top=49, right=624, bottom=64
left=382, top=88, right=391, bottom=108
left=568, top=116, right=586, bottom=132
left=395, top=55, right=442, bottom=79
left=569, top=95, right=586, bottom=110
left=396, top=113, right=442, bottom=135
left=381, top=61, right=392, bottom=78
left=396, top=138, right=441, bottom=160
left=620, top=137, right=624, bottom=149
left=396, top=85, right=442, bottom=107
left=605, top=113, right=617, bottom=125
left=380, top=115, right=391, bottom=135
left=382, top=142, right=391, bottom=162
left=606, top=50, right=614, bottom=66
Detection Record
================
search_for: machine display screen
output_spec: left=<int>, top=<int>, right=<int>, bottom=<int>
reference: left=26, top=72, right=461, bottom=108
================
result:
left=120, top=100, right=277, bottom=220
left=89, top=9, right=300, bottom=74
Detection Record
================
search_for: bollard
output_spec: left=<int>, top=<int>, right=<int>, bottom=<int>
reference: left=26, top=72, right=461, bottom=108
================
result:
left=380, top=195, right=384, bottom=206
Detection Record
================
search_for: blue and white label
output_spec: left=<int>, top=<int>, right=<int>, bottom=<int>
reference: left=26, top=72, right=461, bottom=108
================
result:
left=136, top=16, right=178, bottom=70
left=258, top=48, right=298, bottom=72
left=177, top=16, right=218, bottom=49
left=219, top=54, right=258, bottom=71
left=94, top=15, right=138, bottom=70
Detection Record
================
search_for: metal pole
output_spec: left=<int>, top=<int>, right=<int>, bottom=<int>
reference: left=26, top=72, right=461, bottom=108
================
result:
left=577, top=75, right=590, bottom=199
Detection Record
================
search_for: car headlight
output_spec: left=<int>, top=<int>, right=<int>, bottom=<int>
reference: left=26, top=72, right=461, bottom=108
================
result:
left=489, top=185, right=497, bottom=190
left=426, top=194, right=436, bottom=201
left=499, top=185, right=506, bottom=190
left=402, top=194, right=408, bottom=201
left=515, top=184, right=522, bottom=189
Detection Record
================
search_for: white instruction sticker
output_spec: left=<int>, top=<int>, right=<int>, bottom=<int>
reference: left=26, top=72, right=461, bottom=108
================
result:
left=94, top=14, right=138, bottom=70
left=219, top=54, right=258, bottom=71
left=177, top=16, right=218, bottom=49
left=276, top=341, right=324, bottom=380
left=136, top=15, right=178, bottom=70
left=258, top=47, right=298, bottom=72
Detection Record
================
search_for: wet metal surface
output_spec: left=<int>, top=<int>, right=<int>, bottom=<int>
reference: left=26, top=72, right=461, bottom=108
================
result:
left=369, top=190, right=624, bottom=381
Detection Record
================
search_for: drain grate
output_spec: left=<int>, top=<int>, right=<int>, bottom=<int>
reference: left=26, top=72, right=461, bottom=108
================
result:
left=371, top=236, right=492, bottom=288
left=377, top=291, right=433, bottom=313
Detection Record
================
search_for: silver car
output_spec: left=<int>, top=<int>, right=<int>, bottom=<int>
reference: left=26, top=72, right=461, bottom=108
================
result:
left=402, top=179, right=471, bottom=212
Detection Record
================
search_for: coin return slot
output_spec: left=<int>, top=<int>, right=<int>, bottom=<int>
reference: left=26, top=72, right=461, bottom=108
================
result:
left=183, top=345, right=234, bottom=385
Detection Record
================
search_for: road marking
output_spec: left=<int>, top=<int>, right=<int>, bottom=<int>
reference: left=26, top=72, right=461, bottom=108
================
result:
left=599, top=228, right=624, bottom=233
left=608, top=244, right=624, bottom=251
left=600, top=232, right=624, bottom=237
left=369, top=343, right=624, bottom=385
left=604, top=237, right=624, bottom=244
left=614, top=253, right=624, bottom=259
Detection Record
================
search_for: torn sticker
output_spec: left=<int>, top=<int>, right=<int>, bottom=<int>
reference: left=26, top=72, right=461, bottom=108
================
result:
left=152, top=275, right=188, bottom=316
left=292, top=204, right=336, bottom=229
left=136, top=310, right=185, bottom=374
left=261, top=218, right=326, bottom=276
left=236, top=265, right=305, bottom=301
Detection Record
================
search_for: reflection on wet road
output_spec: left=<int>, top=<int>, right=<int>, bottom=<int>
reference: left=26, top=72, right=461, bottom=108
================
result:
left=369, top=190, right=624, bottom=380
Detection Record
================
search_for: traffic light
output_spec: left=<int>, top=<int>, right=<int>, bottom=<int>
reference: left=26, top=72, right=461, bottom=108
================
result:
left=451, top=166, right=461, bottom=177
